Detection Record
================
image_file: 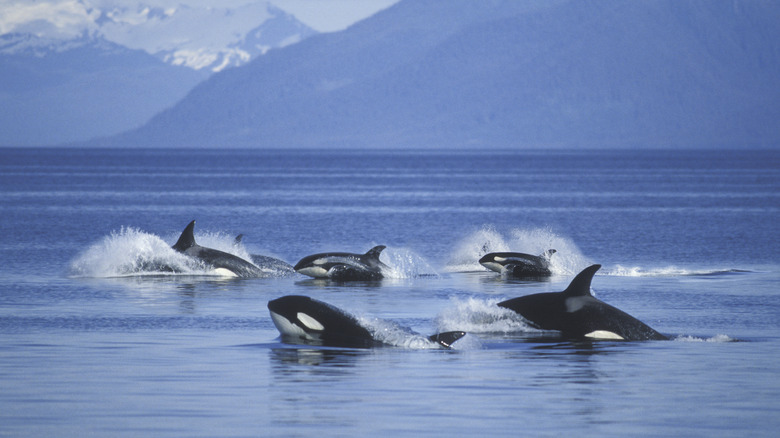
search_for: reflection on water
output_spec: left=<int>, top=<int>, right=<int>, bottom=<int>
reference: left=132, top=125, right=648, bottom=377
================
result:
left=270, top=346, right=368, bottom=371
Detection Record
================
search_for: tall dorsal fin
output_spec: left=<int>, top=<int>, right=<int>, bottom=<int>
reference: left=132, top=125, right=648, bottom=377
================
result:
left=562, top=264, right=601, bottom=297
left=172, top=220, right=197, bottom=251
left=364, top=245, right=386, bottom=260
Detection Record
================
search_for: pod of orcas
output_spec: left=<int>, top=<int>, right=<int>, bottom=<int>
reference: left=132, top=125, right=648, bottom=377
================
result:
left=164, top=220, right=668, bottom=344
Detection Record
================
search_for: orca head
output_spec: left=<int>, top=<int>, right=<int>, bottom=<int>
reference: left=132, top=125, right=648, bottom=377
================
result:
left=293, top=253, right=331, bottom=278
left=172, top=220, right=198, bottom=252
left=294, top=246, right=388, bottom=279
left=268, top=295, right=328, bottom=340
left=478, top=252, right=506, bottom=273
left=267, top=295, right=374, bottom=346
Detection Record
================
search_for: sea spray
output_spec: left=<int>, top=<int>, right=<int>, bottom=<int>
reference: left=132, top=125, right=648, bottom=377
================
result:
left=444, top=225, right=510, bottom=272
left=435, top=297, right=540, bottom=334
left=445, top=225, right=592, bottom=274
left=381, top=247, right=440, bottom=279
left=508, top=227, right=592, bottom=275
left=69, top=227, right=198, bottom=277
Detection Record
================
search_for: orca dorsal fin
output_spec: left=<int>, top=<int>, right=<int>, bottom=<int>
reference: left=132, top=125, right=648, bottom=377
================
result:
left=562, top=264, right=601, bottom=297
left=541, top=249, right=557, bottom=259
left=234, top=234, right=244, bottom=245
left=172, top=220, right=197, bottom=251
left=428, top=331, right=467, bottom=348
left=364, top=245, right=387, bottom=260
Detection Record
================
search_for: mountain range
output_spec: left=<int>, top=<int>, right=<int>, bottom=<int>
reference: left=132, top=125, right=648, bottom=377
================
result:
left=4, top=0, right=780, bottom=149
left=95, top=0, right=780, bottom=149
left=0, top=2, right=316, bottom=146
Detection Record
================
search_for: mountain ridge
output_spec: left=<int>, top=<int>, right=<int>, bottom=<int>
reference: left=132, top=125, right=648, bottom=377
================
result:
left=94, top=0, right=780, bottom=149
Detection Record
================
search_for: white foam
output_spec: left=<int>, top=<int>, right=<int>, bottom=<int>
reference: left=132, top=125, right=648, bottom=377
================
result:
left=674, top=334, right=737, bottom=343
left=69, top=226, right=254, bottom=278
left=381, top=247, right=440, bottom=279
left=435, top=297, right=540, bottom=334
left=444, top=225, right=509, bottom=272
left=443, top=225, right=593, bottom=274
left=359, top=317, right=441, bottom=349
left=69, top=227, right=199, bottom=277
left=605, top=265, right=746, bottom=277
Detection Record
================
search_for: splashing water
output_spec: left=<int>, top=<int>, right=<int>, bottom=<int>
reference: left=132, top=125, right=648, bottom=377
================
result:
left=69, top=227, right=258, bottom=278
left=381, top=247, right=440, bottom=279
left=444, top=225, right=510, bottom=272
left=360, top=317, right=442, bottom=349
left=444, top=225, right=592, bottom=274
left=434, top=297, right=540, bottom=334
left=603, top=265, right=750, bottom=277
left=674, top=334, right=737, bottom=343
left=507, top=227, right=592, bottom=275
left=357, top=315, right=483, bottom=350
left=69, top=227, right=200, bottom=277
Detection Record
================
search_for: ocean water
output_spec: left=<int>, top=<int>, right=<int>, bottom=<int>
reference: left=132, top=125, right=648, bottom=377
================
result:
left=0, top=147, right=778, bottom=437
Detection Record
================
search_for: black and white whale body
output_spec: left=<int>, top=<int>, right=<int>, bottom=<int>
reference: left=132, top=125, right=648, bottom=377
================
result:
left=480, top=249, right=556, bottom=278
left=171, top=221, right=266, bottom=278
left=293, top=246, right=389, bottom=280
left=268, top=295, right=466, bottom=349
left=498, top=264, right=668, bottom=341
left=234, top=234, right=295, bottom=276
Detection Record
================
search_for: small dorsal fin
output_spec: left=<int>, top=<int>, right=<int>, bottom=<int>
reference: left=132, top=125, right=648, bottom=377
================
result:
left=541, top=249, right=557, bottom=259
left=234, top=234, right=244, bottom=245
left=562, top=264, right=601, bottom=297
left=172, top=220, right=197, bottom=251
left=428, top=331, right=466, bottom=348
left=364, top=245, right=386, bottom=260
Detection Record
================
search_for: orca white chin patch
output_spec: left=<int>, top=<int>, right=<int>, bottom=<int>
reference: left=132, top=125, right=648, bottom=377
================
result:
left=211, top=267, right=238, bottom=277
left=270, top=311, right=307, bottom=337
left=482, top=262, right=503, bottom=273
left=297, top=266, right=329, bottom=278
left=585, top=330, right=624, bottom=340
left=296, top=312, right=324, bottom=331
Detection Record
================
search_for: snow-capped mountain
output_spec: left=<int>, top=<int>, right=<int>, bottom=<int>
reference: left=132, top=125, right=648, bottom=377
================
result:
left=0, top=1, right=317, bottom=146
left=97, top=2, right=317, bottom=72
left=0, top=1, right=317, bottom=72
left=98, top=0, right=780, bottom=150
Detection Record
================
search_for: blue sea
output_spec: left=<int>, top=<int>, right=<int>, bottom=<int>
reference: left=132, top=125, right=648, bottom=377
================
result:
left=1, top=148, right=778, bottom=437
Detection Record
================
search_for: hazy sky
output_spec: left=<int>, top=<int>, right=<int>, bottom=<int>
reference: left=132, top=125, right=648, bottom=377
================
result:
left=269, top=0, right=399, bottom=32
left=0, top=0, right=400, bottom=36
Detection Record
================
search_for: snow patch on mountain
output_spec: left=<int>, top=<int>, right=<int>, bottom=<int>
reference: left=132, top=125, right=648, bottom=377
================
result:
left=0, top=1, right=316, bottom=71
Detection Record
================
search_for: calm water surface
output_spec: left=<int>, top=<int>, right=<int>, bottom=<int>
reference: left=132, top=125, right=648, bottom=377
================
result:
left=1, top=148, right=778, bottom=437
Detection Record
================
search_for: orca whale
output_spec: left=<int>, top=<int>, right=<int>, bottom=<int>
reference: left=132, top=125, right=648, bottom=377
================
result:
left=293, top=246, right=389, bottom=280
left=171, top=220, right=266, bottom=277
left=498, top=264, right=668, bottom=341
left=480, top=249, right=556, bottom=278
left=268, top=295, right=466, bottom=349
left=233, top=234, right=295, bottom=276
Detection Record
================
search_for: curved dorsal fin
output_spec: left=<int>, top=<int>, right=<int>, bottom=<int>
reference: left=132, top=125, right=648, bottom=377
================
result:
left=562, top=264, right=601, bottom=297
left=364, top=245, right=386, bottom=260
left=428, top=331, right=466, bottom=348
left=172, top=220, right=197, bottom=251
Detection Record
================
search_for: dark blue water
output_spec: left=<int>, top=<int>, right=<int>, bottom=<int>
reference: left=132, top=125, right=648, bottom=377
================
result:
left=1, top=148, right=779, bottom=437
